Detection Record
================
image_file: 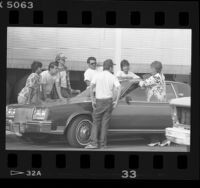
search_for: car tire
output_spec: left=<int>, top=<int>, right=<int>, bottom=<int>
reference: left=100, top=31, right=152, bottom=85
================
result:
left=65, top=115, right=93, bottom=148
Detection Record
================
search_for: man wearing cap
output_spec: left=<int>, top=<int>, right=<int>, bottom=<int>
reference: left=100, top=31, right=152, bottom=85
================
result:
left=55, top=53, right=80, bottom=99
left=85, top=59, right=121, bottom=149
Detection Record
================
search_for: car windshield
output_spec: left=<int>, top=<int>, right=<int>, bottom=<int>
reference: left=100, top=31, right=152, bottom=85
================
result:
left=72, top=79, right=140, bottom=101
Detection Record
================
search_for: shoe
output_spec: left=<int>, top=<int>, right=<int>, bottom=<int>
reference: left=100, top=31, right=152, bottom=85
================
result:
left=160, top=140, right=171, bottom=147
left=85, top=144, right=98, bottom=149
left=147, top=142, right=160, bottom=147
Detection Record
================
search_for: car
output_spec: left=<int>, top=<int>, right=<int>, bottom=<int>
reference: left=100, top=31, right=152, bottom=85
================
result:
left=6, top=80, right=191, bottom=148
left=165, top=97, right=191, bottom=146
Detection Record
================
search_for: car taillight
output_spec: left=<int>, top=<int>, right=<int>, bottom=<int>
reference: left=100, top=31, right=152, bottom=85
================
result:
left=6, top=106, right=16, bottom=118
left=171, top=105, right=178, bottom=125
left=177, top=107, right=190, bottom=125
left=32, top=108, right=48, bottom=120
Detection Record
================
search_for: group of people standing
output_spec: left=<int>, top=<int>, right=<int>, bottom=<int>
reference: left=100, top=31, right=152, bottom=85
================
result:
left=18, top=54, right=167, bottom=148
left=83, top=57, right=166, bottom=149
left=18, top=53, right=80, bottom=105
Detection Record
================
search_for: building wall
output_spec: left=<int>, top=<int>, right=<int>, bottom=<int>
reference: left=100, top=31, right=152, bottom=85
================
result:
left=7, top=27, right=191, bottom=74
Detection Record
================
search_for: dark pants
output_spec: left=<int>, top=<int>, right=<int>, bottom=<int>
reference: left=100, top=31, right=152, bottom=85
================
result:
left=90, top=98, right=113, bottom=146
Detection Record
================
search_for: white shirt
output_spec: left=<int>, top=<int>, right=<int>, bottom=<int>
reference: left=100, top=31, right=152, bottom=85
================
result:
left=116, top=70, right=140, bottom=79
left=91, top=71, right=120, bottom=99
left=40, top=70, right=59, bottom=94
left=84, top=68, right=98, bottom=84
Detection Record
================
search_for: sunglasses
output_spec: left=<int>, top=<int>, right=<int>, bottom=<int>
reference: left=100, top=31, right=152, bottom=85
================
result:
left=90, top=62, right=97, bottom=65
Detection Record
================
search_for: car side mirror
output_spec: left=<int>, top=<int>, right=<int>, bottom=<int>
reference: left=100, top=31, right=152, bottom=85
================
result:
left=178, top=93, right=184, bottom=97
left=125, top=96, right=132, bottom=105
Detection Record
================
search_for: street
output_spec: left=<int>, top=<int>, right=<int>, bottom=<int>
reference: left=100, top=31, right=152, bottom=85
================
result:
left=6, top=131, right=189, bottom=152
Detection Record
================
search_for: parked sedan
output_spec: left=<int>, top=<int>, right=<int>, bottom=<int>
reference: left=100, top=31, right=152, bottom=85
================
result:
left=6, top=80, right=190, bottom=148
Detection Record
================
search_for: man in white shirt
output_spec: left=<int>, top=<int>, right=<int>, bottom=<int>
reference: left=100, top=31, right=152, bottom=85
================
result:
left=116, top=59, right=140, bottom=81
left=85, top=59, right=121, bottom=149
left=84, top=57, right=98, bottom=87
left=40, top=62, right=62, bottom=102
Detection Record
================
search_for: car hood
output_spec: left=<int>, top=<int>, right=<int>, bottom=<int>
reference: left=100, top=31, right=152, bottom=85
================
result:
left=7, top=79, right=140, bottom=109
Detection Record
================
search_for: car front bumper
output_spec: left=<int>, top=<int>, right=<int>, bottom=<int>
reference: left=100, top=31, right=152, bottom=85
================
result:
left=6, top=119, right=57, bottom=135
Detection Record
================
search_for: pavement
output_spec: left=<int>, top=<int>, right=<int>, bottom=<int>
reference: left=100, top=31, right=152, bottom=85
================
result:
left=6, top=131, right=189, bottom=152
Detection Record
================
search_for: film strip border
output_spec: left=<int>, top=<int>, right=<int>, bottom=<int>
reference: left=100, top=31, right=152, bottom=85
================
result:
left=0, top=1, right=197, bottom=27
left=0, top=0, right=199, bottom=179
left=0, top=152, right=193, bottom=179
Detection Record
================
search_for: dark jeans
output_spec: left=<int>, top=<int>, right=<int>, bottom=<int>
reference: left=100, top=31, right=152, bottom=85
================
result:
left=90, top=98, right=113, bottom=146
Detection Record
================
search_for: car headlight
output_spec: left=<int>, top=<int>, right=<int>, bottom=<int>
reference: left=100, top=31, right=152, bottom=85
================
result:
left=6, top=106, right=16, bottom=118
left=171, top=105, right=179, bottom=125
left=32, top=108, right=48, bottom=120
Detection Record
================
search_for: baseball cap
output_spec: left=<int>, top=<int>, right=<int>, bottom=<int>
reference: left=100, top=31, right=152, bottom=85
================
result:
left=103, top=59, right=116, bottom=70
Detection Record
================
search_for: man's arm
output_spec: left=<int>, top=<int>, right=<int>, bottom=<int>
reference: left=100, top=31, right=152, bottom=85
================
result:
left=90, top=83, right=96, bottom=109
left=55, top=82, right=65, bottom=100
left=84, top=70, right=91, bottom=87
left=41, top=84, right=47, bottom=101
left=26, top=88, right=33, bottom=104
left=113, top=85, right=121, bottom=109
left=139, top=75, right=155, bottom=87
left=85, top=80, right=91, bottom=87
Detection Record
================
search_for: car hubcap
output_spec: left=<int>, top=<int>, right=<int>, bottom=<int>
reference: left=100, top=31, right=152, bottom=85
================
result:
left=76, top=119, right=92, bottom=145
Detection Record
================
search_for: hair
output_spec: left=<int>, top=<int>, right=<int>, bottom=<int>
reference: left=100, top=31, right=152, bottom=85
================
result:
left=120, top=59, right=130, bottom=70
left=103, top=59, right=113, bottom=70
left=151, top=61, right=163, bottom=73
left=87, top=57, right=96, bottom=64
left=48, top=61, right=58, bottom=70
left=55, top=53, right=65, bottom=62
left=31, top=61, right=42, bottom=72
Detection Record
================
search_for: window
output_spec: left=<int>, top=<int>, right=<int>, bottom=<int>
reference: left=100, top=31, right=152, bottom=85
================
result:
left=124, top=83, right=178, bottom=102
left=166, top=83, right=176, bottom=101
left=126, top=87, right=147, bottom=101
left=172, top=83, right=191, bottom=97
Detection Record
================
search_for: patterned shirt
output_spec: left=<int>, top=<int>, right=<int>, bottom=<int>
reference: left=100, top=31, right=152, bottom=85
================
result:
left=18, top=73, right=41, bottom=102
left=139, top=73, right=166, bottom=102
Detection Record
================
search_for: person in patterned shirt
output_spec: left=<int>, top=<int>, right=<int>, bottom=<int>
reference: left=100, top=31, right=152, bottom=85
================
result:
left=18, top=61, right=43, bottom=104
left=139, top=61, right=166, bottom=102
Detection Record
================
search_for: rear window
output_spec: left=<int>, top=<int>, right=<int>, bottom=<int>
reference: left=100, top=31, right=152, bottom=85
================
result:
left=166, top=84, right=176, bottom=101
left=172, top=83, right=191, bottom=97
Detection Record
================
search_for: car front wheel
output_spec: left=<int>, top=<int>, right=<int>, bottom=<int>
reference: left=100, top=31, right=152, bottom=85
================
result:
left=65, top=115, right=93, bottom=148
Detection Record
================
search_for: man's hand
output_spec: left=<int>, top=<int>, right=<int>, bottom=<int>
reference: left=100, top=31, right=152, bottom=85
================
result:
left=76, top=90, right=81, bottom=94
left=45, top=98, right=54, bottom=103
left=112, top=101, right=118, bottom=109
left=72, top=89, right=81, bottom=94
left=92, top=101, right=96, bottom=109
left=59, top=97, right=67, bottom=102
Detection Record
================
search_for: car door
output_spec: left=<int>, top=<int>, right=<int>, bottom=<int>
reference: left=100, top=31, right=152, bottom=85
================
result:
left=110, top=83, right=175, bottom=131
